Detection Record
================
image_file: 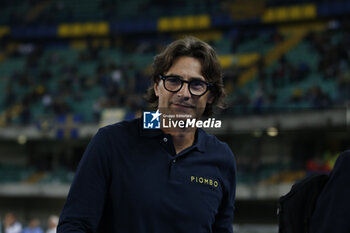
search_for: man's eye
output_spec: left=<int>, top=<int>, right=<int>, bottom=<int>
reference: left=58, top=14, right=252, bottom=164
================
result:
left=191, top=81, right=205, bottom=89
left=167, top=77, right=180, bottom=84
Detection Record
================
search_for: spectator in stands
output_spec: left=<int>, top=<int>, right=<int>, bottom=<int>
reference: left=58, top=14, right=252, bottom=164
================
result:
left=46, top=215, right=58, bottom=233
left=252, top=87, right=265, bottom=113
left=272, top=57, right=288, bottom=88
left=96, top=64, right=111, bottom=92
left=289, top=88, right=304, bottom=103
left=22, top=218, right=43, bottom=233
left=3, top=212, right=22, bottom=233
left=3, top=84, right=16, bottom=108
left=20, top=98, right=32, bottom=125
left=305, top=85, right=332, bottom=108
left=289, top=61, right=310, bottom=83
left=92, top=98, right=103, bottom=123
left=336, top=68, right=350, bottom=104
left=306, top=156, right=331, bottom=176
left=87, top=40, right=101, bottom=61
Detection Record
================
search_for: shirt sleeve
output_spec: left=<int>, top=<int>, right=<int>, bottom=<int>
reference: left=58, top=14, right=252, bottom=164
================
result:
left=57, top=128, right=112, bottom=233
left=213, top=144, right=237, bottom=233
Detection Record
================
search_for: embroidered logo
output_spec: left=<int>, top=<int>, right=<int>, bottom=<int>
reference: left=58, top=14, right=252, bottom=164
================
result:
left=190, top=176, right=219, bottom=188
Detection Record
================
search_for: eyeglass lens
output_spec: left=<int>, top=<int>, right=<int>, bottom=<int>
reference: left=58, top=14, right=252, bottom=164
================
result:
left=164, top=76, right=207, bottom=96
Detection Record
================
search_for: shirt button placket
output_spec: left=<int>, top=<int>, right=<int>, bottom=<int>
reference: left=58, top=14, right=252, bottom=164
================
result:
left=169, top=158, right=178, bottom=182
left=162, top=136, right=177, bottom=181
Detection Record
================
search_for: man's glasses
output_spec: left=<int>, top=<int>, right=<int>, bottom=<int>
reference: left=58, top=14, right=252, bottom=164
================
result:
left=159, top=74, right=213, bottom=96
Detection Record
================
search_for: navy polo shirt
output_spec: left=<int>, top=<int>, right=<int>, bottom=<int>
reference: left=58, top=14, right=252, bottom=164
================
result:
left=58, top=118, right=236, bottom=233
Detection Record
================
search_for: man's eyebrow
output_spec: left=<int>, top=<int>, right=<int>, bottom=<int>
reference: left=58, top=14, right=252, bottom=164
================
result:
left=166, top=73, right=206, bottom=81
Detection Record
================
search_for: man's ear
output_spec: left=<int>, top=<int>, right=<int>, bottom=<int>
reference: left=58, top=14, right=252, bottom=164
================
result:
left=154, top=82, right=159, bottom=97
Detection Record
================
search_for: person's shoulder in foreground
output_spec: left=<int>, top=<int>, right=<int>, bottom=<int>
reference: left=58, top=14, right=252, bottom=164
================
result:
left=310, top=150, right=350, bottom=233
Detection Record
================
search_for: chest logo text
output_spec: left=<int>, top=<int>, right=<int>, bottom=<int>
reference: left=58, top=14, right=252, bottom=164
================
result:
left=190, top=176, right=219, bottom=188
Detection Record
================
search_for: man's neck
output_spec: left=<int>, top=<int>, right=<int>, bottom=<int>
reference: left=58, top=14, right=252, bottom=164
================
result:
left=162, top=127, right=196, bottom=154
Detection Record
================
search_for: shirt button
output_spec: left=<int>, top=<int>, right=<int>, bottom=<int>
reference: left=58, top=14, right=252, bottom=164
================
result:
left=172, top=159, right=176, bottom=163
left=163, top=137, right=168, bottom=142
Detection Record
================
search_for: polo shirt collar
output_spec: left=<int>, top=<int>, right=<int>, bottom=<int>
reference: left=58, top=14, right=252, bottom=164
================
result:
left=137, top=117, right=206, bottom=153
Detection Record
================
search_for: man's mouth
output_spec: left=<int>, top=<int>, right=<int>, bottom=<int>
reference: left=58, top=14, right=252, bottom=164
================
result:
left=172, top=103, right=194, bottom=108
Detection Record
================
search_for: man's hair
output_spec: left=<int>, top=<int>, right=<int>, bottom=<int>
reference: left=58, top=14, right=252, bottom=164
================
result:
left=145, top=36, right=226, bottom=117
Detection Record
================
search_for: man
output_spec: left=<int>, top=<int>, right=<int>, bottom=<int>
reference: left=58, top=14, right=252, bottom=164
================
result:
left=3, top=212, right=22, bottom=233
left=22, top=218, right=44, bottom=233
left=46, top=215, right=58, bottom=233
left=58, top=37, right=236, bottom=233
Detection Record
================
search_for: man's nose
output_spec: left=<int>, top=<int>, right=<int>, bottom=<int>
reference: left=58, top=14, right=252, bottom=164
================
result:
left=177, top=82, right=191, bottom=98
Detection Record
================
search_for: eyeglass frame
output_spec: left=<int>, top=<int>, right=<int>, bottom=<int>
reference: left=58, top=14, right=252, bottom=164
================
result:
left=159, top=74, right=213, bottom=97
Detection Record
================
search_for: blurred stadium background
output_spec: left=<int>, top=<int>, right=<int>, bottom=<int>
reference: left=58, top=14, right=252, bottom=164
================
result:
left=0, top=0, right=350, bottom=232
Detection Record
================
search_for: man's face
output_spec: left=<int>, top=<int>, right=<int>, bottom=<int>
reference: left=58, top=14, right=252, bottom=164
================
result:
left=4, top=213, right=15, bottom=227
left=154, top=56, right=213, bottom=118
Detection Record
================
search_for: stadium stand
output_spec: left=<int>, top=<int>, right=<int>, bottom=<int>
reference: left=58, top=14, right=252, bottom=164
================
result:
left=0, top=1, right=350, bottom=232
left=2, top=28, right=349, bottom=124
left=1, top=1, right=350, bottom=182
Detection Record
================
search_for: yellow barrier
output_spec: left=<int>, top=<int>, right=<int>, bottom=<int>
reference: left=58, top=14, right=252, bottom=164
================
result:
left=239, top=53, right=260, bottom=67
left=219, top=53, right=260, bottom=69
left=278, top=21, right=327, bottom=34
left=0, top=26, right=10, bottom=38
left=262, top=4, right=316, bottom=23
left=58, top=22, right=109, bottom=37
left=219, top=55, right=234, bottom=69
left=158, top=15, right=211, bottom=32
